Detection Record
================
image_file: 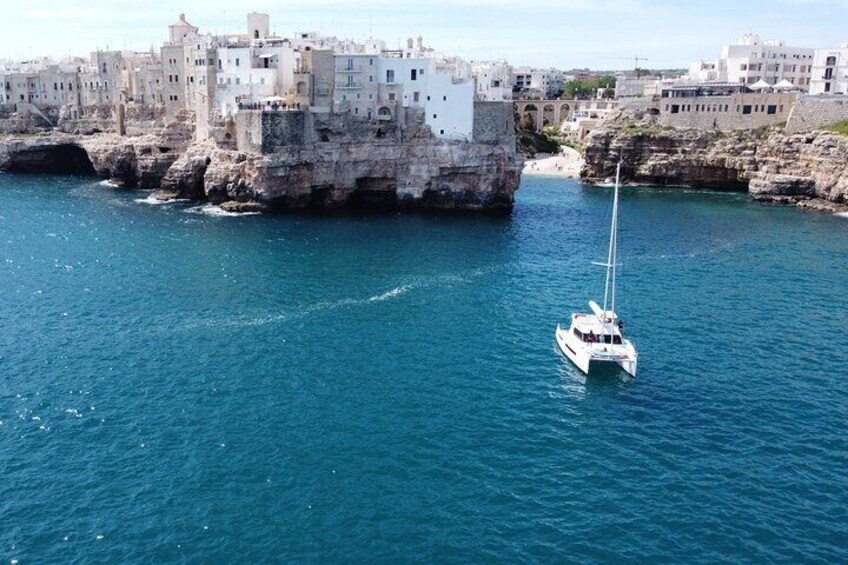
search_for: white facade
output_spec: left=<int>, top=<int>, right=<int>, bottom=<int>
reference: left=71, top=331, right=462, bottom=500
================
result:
left=689, top=34, right=814, bottom=90
left=512, top=66, right=564, bottom=99
left=689, top=59, right=720, bottom=82
left=471, top=60, right=512, bottom=101
left=810, top=45, right=848, bottom=95
left=377, top=57, right=474, bottom=140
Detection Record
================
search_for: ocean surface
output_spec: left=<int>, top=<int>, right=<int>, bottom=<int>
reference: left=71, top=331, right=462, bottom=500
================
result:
left=1, top=173, right=847, bottom=563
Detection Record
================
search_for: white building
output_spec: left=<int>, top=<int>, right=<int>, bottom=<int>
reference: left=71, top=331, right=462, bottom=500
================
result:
left=512, top=66, right=564, bottom=99
left=689, top=34, right=815, bottom=90
left=689, top=59, right=721, bottom=83
left=810, top=45, right=848, bottom=95
left=377, top=56, right=474, bottom=140
left=471, top=60, right=512, bottom=101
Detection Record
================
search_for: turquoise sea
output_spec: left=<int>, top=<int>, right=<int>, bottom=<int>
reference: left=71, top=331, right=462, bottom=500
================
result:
left=1, top=173, right=847, bottom=562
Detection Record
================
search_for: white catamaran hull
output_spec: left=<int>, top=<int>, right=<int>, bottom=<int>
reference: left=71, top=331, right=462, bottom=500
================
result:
left=556, top=325, right=637, bottom=377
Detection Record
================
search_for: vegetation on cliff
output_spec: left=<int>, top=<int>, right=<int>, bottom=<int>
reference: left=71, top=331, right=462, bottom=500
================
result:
left=823, top=120, right=848, bottom=136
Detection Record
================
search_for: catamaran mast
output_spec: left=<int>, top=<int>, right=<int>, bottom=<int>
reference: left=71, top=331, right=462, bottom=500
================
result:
left=601, top=162, right=621, bottom=338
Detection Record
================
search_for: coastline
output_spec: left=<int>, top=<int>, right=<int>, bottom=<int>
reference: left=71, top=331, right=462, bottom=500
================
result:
left=522, top=147, right=583, bottom=178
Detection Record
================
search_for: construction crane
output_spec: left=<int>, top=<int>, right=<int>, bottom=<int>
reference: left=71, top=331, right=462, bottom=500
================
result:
left=605, top=56, right=651, bottom=78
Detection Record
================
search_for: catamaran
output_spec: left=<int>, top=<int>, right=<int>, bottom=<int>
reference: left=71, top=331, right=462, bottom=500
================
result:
left=556, top=162, right=638, bottom=377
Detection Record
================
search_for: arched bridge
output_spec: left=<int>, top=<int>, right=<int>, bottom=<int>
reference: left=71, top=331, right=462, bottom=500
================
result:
left=514, top=99, right=619, bottom=132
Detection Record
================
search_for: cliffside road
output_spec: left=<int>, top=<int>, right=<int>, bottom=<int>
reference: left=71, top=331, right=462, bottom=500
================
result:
left=523, top=147, right=583, bottom=178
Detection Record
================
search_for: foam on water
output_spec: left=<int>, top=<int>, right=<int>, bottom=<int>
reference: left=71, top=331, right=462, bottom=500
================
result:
left=369, top=285, right=411, bottom=302
left=134, top=194, right=191, bottom=206
left=184, top=204, right=261, bottom=217
left=836, top=211, right=848, bottom=218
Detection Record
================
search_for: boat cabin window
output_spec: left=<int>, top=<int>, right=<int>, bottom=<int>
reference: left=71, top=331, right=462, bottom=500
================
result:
left=599, top=335, right=623, bottom=345
left=575, top=329, right=622, bottom=344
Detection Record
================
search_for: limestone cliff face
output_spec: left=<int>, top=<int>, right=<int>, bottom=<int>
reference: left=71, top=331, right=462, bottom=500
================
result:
left=161, top=138, right=522, bottom=210
left=582, top=126, right=848, bottom=212
left=0, top=106, right=521, bottom=211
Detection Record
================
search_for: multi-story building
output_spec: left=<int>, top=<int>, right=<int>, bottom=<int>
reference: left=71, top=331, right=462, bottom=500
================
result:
left=470, top=60, right=512, bottom=101
left=0, top=12, right=485, bottom=142
left=334, top=53, right=380, bottom=119
left=377, top=55, right=475, bottom=140
left=809, top=44, right=848, bottom=95
left=512, top=66, right=564, bottom=99
left=689, top=34, right=814, bottom=90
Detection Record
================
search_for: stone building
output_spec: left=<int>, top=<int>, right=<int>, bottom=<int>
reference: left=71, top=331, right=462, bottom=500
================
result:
left=659, top=84, right=797, bottom=131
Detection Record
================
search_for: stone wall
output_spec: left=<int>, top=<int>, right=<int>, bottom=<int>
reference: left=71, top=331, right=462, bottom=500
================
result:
left=785, top=95, right=848, bottom=133
left=236, top=110, right=310, bottom=153
left=261, top=111, right=310, bottom=153
left=659, top=92, right=796, bottom=131
left=472, top=101, right=515, bottom=144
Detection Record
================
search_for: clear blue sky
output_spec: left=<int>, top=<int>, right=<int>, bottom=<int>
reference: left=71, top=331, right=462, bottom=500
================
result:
left=1, top=0, right=846, bottom=69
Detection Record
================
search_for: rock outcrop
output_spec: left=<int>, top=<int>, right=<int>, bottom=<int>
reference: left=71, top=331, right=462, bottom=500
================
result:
left=159, top=138, right=521, bottom=211
left=581, top=110, right=848, bottom=212
left=0, top=108, right=522, bottom=212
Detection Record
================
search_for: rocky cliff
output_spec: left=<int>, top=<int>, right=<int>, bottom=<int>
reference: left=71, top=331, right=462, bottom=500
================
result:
left=0, top=108, right=522, bottom=212
left=158, top=138, right=521, bottom=211
left=581, top=109, right=848, bottom=213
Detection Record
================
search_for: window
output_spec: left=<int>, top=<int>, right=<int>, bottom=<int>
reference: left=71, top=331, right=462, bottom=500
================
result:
left=411, top=69, right=417, bottom=80
left=386, top=70, right=395, bottom=83
left=433, top=113, right=437, bottom=119
left=440, top=129, right=444, bottom=135
left=236, top=58, right=240, bottom=67
left=767, top=105, right=777, bottom=115
left=420, top=69, right=424, bottom=76
left=827, top=56, right=837, bottom=66
left=369, top=75, right=373, bottom=83
left=742, top=105, right=752, bottom=115
left=413, top=92, right=420, bottom=102
left=670, top=105, right=679, bottom=114
left=388, top=93, right=396, bottom=101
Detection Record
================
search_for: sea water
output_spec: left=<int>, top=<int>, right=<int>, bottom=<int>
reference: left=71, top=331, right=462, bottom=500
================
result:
left=1, top=174, right=846, bottom=562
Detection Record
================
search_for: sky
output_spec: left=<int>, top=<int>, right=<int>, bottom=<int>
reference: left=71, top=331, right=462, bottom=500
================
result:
left=1, top=0, right=848, bottom=70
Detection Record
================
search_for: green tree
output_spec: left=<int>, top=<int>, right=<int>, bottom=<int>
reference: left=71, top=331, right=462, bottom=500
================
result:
left=562, top=79, right=596, bottom=100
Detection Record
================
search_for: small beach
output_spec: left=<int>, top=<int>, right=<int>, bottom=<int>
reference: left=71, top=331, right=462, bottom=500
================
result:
left=523, top=146, right=583, bottom=178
